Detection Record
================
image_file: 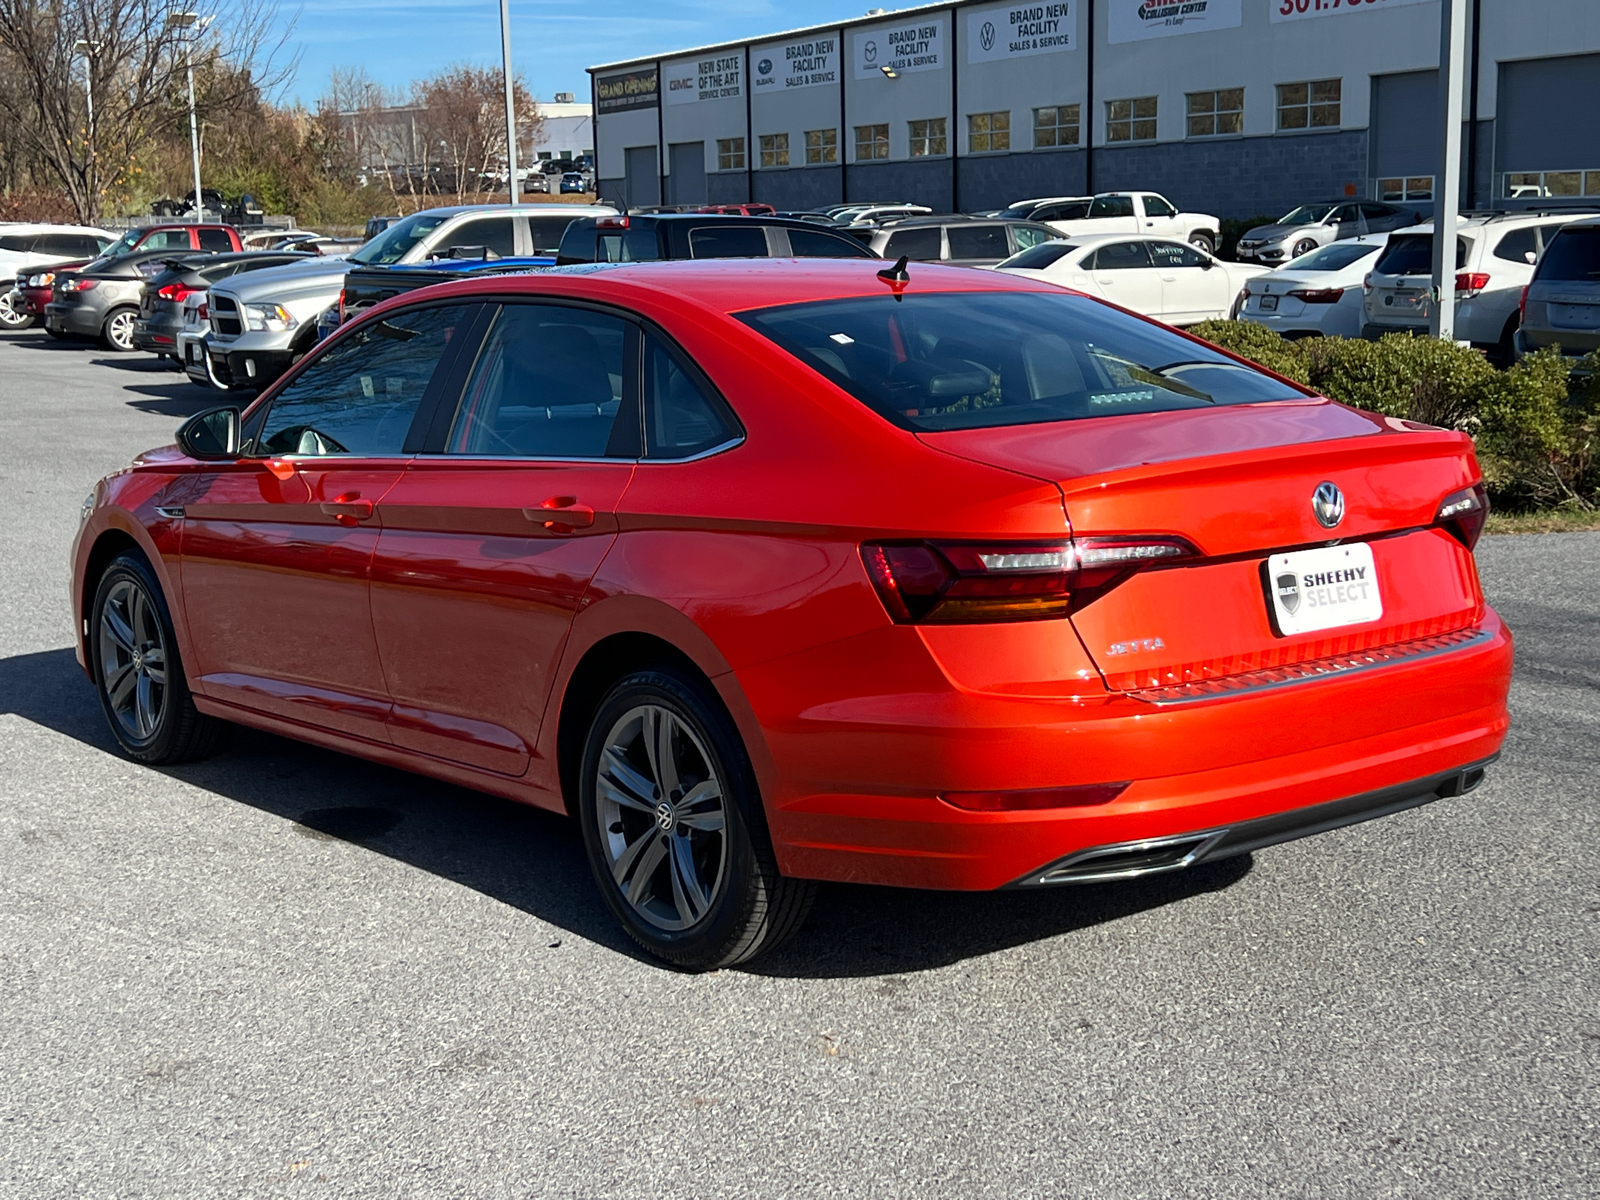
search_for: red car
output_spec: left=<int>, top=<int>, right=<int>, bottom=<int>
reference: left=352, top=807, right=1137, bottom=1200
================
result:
left=71, top=259, right=1511, bottom=969
left=15, top=259, right=92, bottom=318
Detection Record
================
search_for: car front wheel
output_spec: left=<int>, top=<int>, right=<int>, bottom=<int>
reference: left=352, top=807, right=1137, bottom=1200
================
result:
left=100, top=307, right=137, bottom=351
left=1188, top=233, right=1216, bottom=256
left=578, top=667, right=814, bottom=970
left=90, top=551, right=226, bottom=764
left=1292, top=238, right=1319, bottom=258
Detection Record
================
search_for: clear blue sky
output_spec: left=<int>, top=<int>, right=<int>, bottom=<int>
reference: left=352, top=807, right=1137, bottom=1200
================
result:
left=278, top=0, right=873, bottom=107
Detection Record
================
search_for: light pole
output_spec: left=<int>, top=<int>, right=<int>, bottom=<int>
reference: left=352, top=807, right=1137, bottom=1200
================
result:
left=71, top=38, right=100, bottom=211
left=498, top=0, right=518, bottom=205
left=1429, top=0, right=1469, bottom=342
left=165, top=12, right=211, bottom=220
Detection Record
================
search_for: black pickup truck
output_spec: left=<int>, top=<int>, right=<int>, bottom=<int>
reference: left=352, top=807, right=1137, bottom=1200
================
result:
left=318, top=253, right=554, bottom=340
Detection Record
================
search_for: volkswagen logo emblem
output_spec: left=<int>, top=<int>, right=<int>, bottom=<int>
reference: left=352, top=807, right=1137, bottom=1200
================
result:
left=655, top=801, right=675, bottom=832
left=980, top=21, right=996, bottom=51
left=1312, top=481, right=1345, bottom=529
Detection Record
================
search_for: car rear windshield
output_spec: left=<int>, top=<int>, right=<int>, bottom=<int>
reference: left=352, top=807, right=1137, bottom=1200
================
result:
left=1000, top=242, right=1076, bottom=270
left=1537, top=225, right=1600, bottom=282
left=740, top=291, right=1305, bottom=433
left=1375, top=233, right=1469, bottom=276
left=1288, top=242, right=1380, bottom=272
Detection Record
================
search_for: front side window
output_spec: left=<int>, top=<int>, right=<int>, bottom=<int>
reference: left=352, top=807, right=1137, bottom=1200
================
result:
left=442, top=217, right=517, bottom=259
left=645, top=334, right=739, bottom=458
left=143, top=229, right=192, bottom=250
left=348, top=213, right=448, bottom=266
left=854, top=123, right=889, bottom=161
left=253, top=305, right=471, bottom=457
left=805, top=128, right=837, bottom=165
left=968, top=112, right=1010, bottom=153
left=759, top=133, right=790, bottom=168
left=1033, top=104, right=1080, bottom=149
left=1143, top=196, right=1177, bottom=218
left=1087, top=195, right=1136, bottom=219
left=909, top=118, right=947, bottom=158
left=1107, top=97, right=1157, bottom=143
left=447, top=304, right=633, bottom=459
left=1278, top=79, right=1341, bottom=130
left=1186, top=88, right=1243, bottom=138
left=527, top=215, right=576, bottom=254
left=740, top=292, right=1304, bottom=434
left=1378, top=176, right=1433, bottom=202
left=717, top=137, right=746, bottom=170
left=787, top=228, right=872, bottom=258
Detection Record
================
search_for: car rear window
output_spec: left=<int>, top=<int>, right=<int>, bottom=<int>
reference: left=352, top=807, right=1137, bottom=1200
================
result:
left=785, top=228, right=872, bottom=258
left=740, top=291, right=1304, bottom=433
left=1374, top=233, right=1468, bottom=276
left=882, top=227, right=942, bottom=260
left=527, top=215, right=577, bottom=254
left=1289, top=242, right=1379, bottom=272
left=1536, top=225, right=1600, bottom=282
left=1000, top=242, right=1076, bottom=270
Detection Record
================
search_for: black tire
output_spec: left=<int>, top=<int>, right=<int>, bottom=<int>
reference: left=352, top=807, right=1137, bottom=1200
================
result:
left=578, top=667, right=814, bottom=970
left=1494, top=314, right=1520, bottom=368
left=1189, top=232, right=1216, bottom=256
left=89, top=551, right=227, bottom=764
left=1292, top=238, right=1319, bottom=258
left=100, top=306, right=137, bottom=352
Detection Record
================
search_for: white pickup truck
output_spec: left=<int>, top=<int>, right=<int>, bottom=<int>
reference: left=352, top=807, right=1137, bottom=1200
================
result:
left=1034, top=192, right=1221, bottom=255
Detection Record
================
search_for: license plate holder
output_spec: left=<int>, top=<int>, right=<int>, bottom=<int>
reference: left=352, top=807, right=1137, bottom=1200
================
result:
left=1264, top=543, right=1383, bottom=637
left=1258, top=294, right=1278, bottom=312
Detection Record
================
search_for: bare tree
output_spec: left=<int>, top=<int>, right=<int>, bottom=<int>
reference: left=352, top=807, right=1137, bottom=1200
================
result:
left=0, top=0, right=295, bottom=221
left=411, top=64, right=540, bottom=203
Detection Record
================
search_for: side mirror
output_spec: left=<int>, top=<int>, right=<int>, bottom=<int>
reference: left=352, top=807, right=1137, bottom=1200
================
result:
left=177, top=406, right=241, bottom=459
left=1525, top=251, right=1537, bottom=265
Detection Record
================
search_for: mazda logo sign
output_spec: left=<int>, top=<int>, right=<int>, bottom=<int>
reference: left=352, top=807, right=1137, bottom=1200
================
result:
left=1312, top=481, right=1345, bottom=529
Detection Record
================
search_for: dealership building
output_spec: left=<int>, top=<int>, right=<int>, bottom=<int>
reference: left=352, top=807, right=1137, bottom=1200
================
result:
left=587, top=0, right=1600, bottom=218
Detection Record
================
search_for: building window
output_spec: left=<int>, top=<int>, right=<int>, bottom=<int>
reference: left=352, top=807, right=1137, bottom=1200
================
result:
left=1503, top=169, right=1600, bottom=199
left=759, top=133, right=790, bottom=168
left=716, top=137, right=745, bottom=170
left=805, top=128, right=838, bottom=165
left=967, top=111, right=1010, bottom=153
left=1277, top=79, right=1341, bottom=131
left=854, top=123, right=889, bottom=161
left=909, top=118, right=948, bottom=157
left=1378, top=176, right=1434, bottom=202
left=1187, top=88, right=1243, bottom=138
left=1033, top=105, right=1080, bottom=149
left=1106, top=97, right=1157, bottom=143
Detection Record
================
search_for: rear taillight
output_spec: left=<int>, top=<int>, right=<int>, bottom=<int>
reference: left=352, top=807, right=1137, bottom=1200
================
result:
left=1435, top=482, right=1489, bottom=550
left=861, top=536, right=1198, bottom=624
left=336, top=287, right=346, bottom=323
left=597, top=214, right=630, bottom=230
left=940, top=782, right=1131, bottom=812
left=1287, top=287, right=1344, bottom=303
left=1455, top=271, right=1491, bottom=297
left=1519, top=285, right=1529, bottom=323
left=65, top=278, right=96, bottom=292
left=157, top=282, right=200, bottom=302
left=1362, top=273, right=1373, bottom=295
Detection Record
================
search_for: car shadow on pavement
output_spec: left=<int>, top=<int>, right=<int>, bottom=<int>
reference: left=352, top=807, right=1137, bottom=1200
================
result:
left=121, top=384, right=220, bottom=418
left=0, top=645, right=1253, bottom=976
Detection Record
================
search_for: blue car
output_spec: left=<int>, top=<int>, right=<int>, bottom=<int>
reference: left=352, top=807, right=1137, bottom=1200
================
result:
left=560, top=172, right=588, bottom=195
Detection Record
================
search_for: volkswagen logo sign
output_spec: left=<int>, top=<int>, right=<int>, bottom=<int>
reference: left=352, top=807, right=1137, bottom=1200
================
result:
left=980, top=21, right=996, bottom=51
left=1312, top=481, right=1346, bottom=529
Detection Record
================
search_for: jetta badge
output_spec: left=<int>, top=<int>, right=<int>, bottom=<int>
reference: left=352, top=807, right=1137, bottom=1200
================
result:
left=1275, top=572, right=1301, bottom=615
left=1312, top=481, right=1345, bottom=529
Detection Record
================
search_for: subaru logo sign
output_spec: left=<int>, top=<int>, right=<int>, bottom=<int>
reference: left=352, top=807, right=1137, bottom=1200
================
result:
left=758, top=58, right=772, bottom=75
left=1312, top=481, right=1345, bottom=529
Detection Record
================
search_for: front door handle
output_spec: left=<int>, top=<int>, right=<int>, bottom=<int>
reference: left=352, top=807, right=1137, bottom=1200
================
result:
left=320, top=491, right=374, bottom=526
left=525, top=495, right=596, bottom=531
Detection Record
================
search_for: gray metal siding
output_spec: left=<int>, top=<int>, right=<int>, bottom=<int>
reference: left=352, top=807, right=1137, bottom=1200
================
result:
left=1372, top=70, right=1439, bottom=179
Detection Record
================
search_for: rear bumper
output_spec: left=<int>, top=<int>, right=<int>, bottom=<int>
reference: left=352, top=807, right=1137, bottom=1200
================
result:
left=743, top=609, right=1513, bottom=891
left=133, top=314, right=181, bottom=352
left=45, top=301, right=101, bottom=337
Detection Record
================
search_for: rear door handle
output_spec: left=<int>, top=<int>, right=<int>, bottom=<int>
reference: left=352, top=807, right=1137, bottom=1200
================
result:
left=320, top=491, right=374, bottom=526
left=525, top=495, right=596, bottom=531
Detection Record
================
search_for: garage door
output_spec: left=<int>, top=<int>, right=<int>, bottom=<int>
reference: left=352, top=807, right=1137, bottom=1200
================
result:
left=624, top=145, right=660, bottom=208
left=1496, top=54, right=1600, bottom=200
left=669, top=142, right=707, bottom=206
left=1371, top=70, right=1437, bottom=202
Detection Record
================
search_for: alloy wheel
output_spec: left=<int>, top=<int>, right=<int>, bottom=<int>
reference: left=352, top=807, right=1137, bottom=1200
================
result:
left=0, top=291, right=30, bottom=329
left=98, top=577, right=167, bottom=741
left=594, top=703, right=728, bottom=932
left=105, top=309, right=136, bottom=350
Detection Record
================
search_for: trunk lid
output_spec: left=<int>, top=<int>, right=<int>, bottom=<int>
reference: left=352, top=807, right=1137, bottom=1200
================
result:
left=920, top=400, right=1485, bottom=691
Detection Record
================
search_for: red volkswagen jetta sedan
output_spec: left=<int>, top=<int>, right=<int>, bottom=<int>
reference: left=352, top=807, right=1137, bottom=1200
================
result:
left=71, top=259, right=1511, bottom=968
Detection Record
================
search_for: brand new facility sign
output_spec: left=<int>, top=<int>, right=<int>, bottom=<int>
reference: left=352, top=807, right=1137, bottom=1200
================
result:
left=854, top=18, right=945, bottom=78
left=967, top=2, right=1076, bottom=63
left=1107, top=0, right=1242, bottom=42
left=752, top=37, right=839, bottom=92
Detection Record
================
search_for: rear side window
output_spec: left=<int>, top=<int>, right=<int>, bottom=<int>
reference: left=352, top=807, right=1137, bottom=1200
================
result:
left=197, top=227, right=235, bottom=252
left=644, top=334, right=739, bottom=458
left=526, top=215, right=575, bottom=254
left=947, top=225, right=1010, bottom=259
left=687, top=226, right=769, bottom=258
left=141, top=230, right=192, bottom=250
left=1091, top=241, right=1153, bottom=270
left=1375, top=233, right=1468, bottom=275
left=442, top=217, right=516, bottom=259
left=883, top=227, right=942, bottom=260
left=786, top=228, right=871, bottom=258
left=1035, top=201, right=1091, bottom=221
left=1088, top=196, right=1135, bottom=218
left=1001, top=242, right=1074, bottom=270
left=1492, top=228, right=1539, bottom=264
left=597, top=228, right=660, bottom=262
left=253, top=304, right=472, bottom=457
left=1536, top=226, right=1600, bottom=282
left=0, top=234, right=35, bottom=253
left=448, top=304, right=634, bottom=459
left=741, top=292, right=1302, bottom=433
left=1011, top=225, right=1058, bottom=250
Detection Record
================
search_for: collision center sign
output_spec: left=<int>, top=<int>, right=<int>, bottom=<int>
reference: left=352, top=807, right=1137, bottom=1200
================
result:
left=1271, top=0, right=1434, bottom=22
left=752, top=37, right=838, bottom=93
left=967, top=3, right=1075, bottom=63
left=1107, top=0, right=1242, bottom=41
left=854, top=18, right=944, bottom=79
left=664, top=54, right=743, bottom=105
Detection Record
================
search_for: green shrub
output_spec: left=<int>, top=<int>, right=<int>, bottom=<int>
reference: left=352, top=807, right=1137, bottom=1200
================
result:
left=1183, top=322, right=1600, bottom=512
left=1218, top=214, right=1280, bottom=261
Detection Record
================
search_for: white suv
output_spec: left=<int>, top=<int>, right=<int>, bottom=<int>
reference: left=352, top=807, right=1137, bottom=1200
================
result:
left=1361, top=212, right=1590, bottom=360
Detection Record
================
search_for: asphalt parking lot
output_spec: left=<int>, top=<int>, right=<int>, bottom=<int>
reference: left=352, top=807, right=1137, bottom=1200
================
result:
left=1, top=329, right=1596, bottom=1200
